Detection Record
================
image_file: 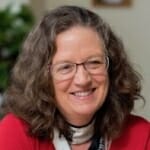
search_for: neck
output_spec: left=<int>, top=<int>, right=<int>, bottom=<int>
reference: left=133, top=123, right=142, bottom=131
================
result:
left=68, top=117, right=94, bottom=128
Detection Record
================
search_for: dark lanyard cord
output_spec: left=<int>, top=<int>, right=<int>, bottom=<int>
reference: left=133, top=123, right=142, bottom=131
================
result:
left=89, top=136, right=105, bottom=150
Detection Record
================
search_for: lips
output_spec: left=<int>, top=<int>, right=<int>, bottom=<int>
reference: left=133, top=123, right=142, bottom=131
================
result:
left=70, top=88, right=96, bottom=97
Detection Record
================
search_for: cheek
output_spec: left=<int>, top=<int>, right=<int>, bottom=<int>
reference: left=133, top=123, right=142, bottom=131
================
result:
left=53, top=80, right=71, bottom=103
left=94, top=74, right=109, bottom=96
left=53, top=80, right=71, bottom=92
left=93, top=72, right=109, bottom=84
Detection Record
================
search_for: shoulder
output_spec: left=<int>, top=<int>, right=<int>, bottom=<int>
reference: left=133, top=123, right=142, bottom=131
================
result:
left=0, top=113, right=27, bottom=138
left=0, top=113, right=55, bottom=150
left=126, top=114, right=150, bottom=132
left=0, top=113, right=29, bottom=139
left=0, top=113, right=27, bottom=131
left=0, top=113, right=33, bottom=150
left=110, top=114, right=150, bottom=150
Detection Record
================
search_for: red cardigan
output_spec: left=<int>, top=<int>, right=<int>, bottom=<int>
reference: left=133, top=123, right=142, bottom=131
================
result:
left=0, top=113, right=149, bottom=150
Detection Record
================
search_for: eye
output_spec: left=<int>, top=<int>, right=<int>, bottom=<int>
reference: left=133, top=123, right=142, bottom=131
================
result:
left=86, top=59, right=103, bottom=69
left=54, top=63, right=74, bottom=74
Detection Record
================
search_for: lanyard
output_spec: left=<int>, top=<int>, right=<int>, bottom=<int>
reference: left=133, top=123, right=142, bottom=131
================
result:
left=89, top=136, right=105, bottom=150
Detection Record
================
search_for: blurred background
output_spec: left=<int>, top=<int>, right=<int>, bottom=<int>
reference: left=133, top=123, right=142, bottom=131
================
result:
left=0, top=0, right=150, bottom=120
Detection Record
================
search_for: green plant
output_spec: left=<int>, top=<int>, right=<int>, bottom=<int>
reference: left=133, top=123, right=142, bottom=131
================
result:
left=0, top=5, right=34, bottom=92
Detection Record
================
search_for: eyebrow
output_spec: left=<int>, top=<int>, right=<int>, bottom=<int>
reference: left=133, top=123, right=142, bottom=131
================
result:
left=52, top=54, right=105, bottom=65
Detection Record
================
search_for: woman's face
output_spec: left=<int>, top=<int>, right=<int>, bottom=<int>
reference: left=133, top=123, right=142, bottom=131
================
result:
left=51, top=26, right=109, bottom=126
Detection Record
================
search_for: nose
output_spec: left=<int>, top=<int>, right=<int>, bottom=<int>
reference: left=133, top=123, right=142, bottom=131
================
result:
left=73, top=65, right=92, bottom=87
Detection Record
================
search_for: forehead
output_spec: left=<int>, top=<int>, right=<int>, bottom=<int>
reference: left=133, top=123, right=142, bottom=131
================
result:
left=52, top=26, right=105, bottom=63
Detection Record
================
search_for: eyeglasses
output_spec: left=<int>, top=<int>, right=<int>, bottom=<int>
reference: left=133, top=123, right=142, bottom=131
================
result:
left=50, top=56, right=109, bottom=81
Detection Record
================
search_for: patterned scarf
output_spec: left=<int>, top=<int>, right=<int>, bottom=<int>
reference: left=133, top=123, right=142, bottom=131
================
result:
left=53, top=129, right=106, bottom=150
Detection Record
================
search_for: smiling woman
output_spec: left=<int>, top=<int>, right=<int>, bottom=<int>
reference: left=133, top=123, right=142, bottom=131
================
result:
left=52, top=26, right=109, bottom=126
left=0, top=5, right=149, bottom=150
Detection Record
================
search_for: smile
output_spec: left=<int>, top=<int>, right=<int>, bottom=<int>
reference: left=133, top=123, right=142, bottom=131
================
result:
left=71, top=88, right=96, bottom=97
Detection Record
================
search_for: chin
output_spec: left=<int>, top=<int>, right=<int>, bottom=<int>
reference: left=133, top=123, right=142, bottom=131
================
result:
left=74, top=105, right=99, bottom=117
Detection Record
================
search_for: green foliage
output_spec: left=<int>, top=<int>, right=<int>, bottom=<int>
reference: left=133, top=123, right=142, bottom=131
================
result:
left=0, top=5, right=34, bottom=92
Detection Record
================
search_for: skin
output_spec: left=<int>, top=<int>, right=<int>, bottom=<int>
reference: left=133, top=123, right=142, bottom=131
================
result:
left=52, top=26, right=109, bottom=127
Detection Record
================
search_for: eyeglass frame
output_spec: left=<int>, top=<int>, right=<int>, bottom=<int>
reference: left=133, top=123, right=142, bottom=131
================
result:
left=49, top=55, right=109, bottom=81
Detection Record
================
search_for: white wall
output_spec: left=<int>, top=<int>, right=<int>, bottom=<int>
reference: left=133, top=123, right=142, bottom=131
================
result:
left=46, top=0, right=150, bottom=120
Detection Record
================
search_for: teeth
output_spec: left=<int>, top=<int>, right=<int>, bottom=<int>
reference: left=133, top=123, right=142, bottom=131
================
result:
left=73, top=90, right=93, bottom=97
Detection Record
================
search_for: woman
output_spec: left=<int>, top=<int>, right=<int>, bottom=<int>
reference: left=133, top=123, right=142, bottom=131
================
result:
left=0, top=5, right=149, bottom=150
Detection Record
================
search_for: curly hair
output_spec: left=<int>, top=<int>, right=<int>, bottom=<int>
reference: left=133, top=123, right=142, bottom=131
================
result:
left=1, top=5, right=143, bottom=140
